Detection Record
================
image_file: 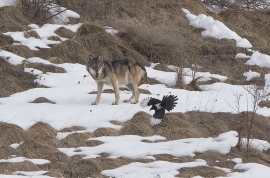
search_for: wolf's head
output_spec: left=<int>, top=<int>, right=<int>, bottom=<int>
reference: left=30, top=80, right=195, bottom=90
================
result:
left=86, top=55, right=105, bottom=79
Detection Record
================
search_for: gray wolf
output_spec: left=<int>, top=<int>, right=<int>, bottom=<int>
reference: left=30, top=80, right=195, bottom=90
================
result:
left=140, top=95, right=178, bottom=125
left=86, top=54, right=147, bottom=105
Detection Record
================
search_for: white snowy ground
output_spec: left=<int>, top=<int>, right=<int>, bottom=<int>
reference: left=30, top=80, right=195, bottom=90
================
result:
left=1, top=2, right=270, bottom=178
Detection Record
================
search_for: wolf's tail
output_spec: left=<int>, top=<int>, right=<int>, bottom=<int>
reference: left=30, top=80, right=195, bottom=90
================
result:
left=136, top=62, right=147, bottom=85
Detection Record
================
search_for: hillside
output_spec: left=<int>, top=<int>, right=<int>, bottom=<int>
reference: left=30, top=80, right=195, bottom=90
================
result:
left=1, top=0, right=270, bottom=177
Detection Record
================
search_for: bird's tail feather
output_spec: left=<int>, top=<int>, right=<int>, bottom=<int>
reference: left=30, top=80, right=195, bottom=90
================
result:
left=162, top=95, right=178, bottom=111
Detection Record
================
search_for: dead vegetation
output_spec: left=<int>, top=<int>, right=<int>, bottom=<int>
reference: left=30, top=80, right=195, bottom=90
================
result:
left=0, top=111, right=270, bottom=177
left=1, top=0, right=270, bottom=177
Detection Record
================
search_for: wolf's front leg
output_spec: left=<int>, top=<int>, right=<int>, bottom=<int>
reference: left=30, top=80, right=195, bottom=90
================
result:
left=92, top=83, right=104, bottom=105
left=111, top=79, right=120, bottom=105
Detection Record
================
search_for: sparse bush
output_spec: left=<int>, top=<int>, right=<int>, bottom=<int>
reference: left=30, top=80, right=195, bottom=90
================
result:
left=18, top=0, right=67, bottom=24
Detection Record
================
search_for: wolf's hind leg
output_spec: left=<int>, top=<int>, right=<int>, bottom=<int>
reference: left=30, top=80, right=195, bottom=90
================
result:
left=123, top=83, right=135, bottom=103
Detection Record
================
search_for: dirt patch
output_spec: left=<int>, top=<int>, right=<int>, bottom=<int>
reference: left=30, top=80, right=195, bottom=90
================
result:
left=55, top=27, right=76, bottom=39
left=30, top=97, right=56, bottom=104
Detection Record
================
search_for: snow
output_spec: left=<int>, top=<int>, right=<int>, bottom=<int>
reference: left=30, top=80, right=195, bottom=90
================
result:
left=102, top=160, right=207, bottom=178
left=0, top=0, right=17, bottom=7
left=182, top=8, right=252, bottom=48
left=246, top=51, right=270, bottom=68
left=236, top=53, right=250, bottom=59
left=59, top=131, right=238, bottom=160
left=243, top=70, right=260, bottom=81
left=0, top=157, right=50, bottom=165
left=1, top=1, right=270, bottom=177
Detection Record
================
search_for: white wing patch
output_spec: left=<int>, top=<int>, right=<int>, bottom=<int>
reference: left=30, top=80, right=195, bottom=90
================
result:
left=150, top=117, right=162, bottom=126
left=140, top=97, right=152, bottom=108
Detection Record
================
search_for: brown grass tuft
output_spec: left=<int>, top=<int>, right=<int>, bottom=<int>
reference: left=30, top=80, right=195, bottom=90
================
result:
left=120, top=111, right=154, bottom=136
left=24, top=30, right=40, bottom=39
left=0, top=34, right=14, bottom=47
left=48, top=57, right=64, bottom=64
left=2, top=45, right=35, bottom=58
left=92, top=128, right=120, bottom=137
left=55, top=27, right=76, bottom=39
left=0, top=6, right=30, bottom=33
left=30, top=97, right=56, bottom=104
left=0, top=161, right=40, bottom=174
left=25, top=63, right=66, bottom=73
left=47, top=36, right=61, bottom=41
left=58, top=132, right=92, bottom=148
left=0, top=122, right=28, bottom=147
left=27, top=122, right=57, bottom=146
left=49, top=39, right=87, bottom=64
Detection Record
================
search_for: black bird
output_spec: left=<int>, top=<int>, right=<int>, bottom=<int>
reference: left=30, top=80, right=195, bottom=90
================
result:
left=140, top=95, right=178, bottom=125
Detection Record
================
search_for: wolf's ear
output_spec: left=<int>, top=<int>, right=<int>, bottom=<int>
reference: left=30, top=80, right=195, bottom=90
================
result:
left=89, top=55, right=93, bottom=61
left=98, top=55, right=103, bottom=61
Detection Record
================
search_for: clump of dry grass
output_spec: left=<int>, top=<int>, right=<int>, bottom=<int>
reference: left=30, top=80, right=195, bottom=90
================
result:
left=30, top=97, right=56, bottom=104
left=58, top=132, right=92, bottom=148
left=55, top=27, right=75, bottom=39
left=0, top=34, right=14, bottom=47
left=0, top=162, right=40, bottom=174
left=27, top=122, right=57, bottom=141
left=50, top=39, right=88, bottom=64
left=0, top=6, right=30, bottom=33
left=2, top=45, right=35, bottom=58
left=47, top=36, right=61, bottom=41
left=24, top=30, right=40, bottom=39
left=0, top=122, right=28, bottom=147
left=25, top=63, right=66, bottom=73
left=120, top=111, right=154, bottom=136
left=92, top=128, right=120, bottom=137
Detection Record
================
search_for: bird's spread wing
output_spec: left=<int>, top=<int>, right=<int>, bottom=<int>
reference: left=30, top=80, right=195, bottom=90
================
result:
left=140, top=97, right=152, bottom=108
left=140, top=97, right=161, bottom=108
left=161, top=95, right=179, bottom=111
left=153, top=107, right=165, bottom=120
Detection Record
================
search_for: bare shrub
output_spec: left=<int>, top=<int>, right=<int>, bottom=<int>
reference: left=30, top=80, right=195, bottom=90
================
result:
left=18, top=0, right=68, bottom=24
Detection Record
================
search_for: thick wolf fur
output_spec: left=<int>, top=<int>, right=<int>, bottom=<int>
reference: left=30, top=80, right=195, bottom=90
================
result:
left=86, top=54, right=147, bottom=105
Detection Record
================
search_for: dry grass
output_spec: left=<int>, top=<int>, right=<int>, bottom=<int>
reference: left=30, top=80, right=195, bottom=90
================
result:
left=1, top=1, right=270, bottom=177
left=0, top=58, right=42, bottom=97
left=2, top=45, right=35, bottom=58
left=0, top=6, right=30, bottom=33
left=30, top=97, right=56, bottom=104
left=49, top=39, right=88, bottom=64
left=0, top=34, right=14, bottom=47
left=54, top=27, right=75, bottom=39
left=24, top=30, right=40, bottom=39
